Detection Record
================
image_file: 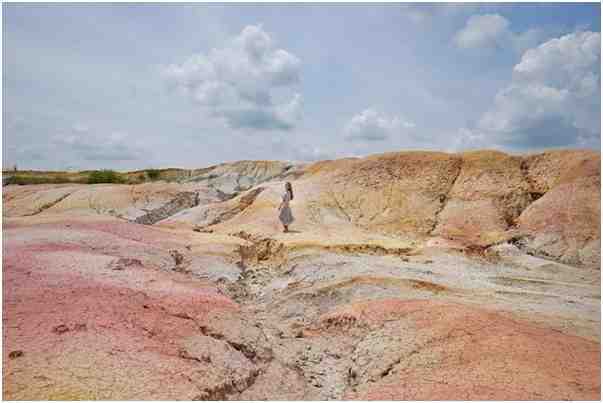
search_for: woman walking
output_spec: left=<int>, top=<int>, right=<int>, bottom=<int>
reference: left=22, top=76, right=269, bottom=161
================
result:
left=278, top=182, right=294, bottom=233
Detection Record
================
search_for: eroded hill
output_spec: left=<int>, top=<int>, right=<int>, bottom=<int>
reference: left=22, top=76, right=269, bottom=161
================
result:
left=3, top=149, right=600, bottom=400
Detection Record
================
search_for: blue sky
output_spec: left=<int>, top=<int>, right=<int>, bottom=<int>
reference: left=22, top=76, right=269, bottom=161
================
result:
left=3, top=3, right=601, bottom=170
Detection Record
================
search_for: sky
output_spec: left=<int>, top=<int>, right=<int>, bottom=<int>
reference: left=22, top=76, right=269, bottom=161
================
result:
left=2, top=3, right=601, bottom=170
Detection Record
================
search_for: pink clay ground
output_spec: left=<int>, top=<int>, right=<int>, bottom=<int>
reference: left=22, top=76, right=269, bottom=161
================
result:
left=336, top=299, right=600, bottom=400
left=3, top=218, right=240, bottom=400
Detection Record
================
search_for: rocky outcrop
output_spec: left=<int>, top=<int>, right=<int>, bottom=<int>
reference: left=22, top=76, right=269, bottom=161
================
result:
left=520, top=149, right=600, bottom=193
left=187, top=160, right=295, bottom=195
left=321, top=151, right=463, bottom=235
left=432, top=150, right=532, bottom=246
left=517, top=151, right=601, bottom=266
left=134, top=191, right=200, bottom=225
left=233, top=231, right=287, bottom=269
left=162, top=187, right=266, bottom=229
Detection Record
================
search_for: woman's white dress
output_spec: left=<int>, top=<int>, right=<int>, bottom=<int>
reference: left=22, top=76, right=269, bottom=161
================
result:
left=279, top=192, right=294, bottom=225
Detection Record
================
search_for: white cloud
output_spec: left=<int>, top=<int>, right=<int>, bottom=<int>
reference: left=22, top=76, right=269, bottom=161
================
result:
left=162, top=24, right=302, bottom=131
left=52, top=125, right=147, bottom=162
left=400, top=4, right=479, bottom=25
left=454, top=13, right=545, bottom=52
left=462, top=31, right=601, bottom=150
left=269, top=135, right=334, bottom=162
left=399, top=5, right=435, bottom=24
left=513, top=28, right=547, bottom=54
left=72, top=123, right=90, bottom=134
left=344, top=108, right=415, bottom=142
left=292, top=145, right=334, bottom=162
left=449, top=127, right=490, bottom=152
left=454, top=14, right=510, bottom=49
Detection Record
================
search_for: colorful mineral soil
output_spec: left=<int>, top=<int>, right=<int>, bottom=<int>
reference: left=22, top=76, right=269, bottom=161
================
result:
left=3, top=150, right=600, bottom=400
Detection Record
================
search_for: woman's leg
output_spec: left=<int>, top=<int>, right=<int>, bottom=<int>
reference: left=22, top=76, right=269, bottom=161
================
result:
left=283, top=225, right=289, bottom=233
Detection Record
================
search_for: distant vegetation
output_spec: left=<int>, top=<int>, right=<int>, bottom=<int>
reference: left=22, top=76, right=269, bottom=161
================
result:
left=3, top=167, right=194, bottom=186
left=4, top=174, right=74, bottom=185
left=87, top=170, right=125, bottom=184
left=146, top=169, right=161, bottom=181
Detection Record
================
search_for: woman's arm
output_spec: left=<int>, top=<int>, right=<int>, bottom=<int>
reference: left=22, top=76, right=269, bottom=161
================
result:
left=278, top=193, right=287, bottom=210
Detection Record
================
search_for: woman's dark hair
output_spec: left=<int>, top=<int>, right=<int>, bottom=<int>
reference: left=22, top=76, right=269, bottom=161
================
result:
left=286, top=182, right=294, bottom=200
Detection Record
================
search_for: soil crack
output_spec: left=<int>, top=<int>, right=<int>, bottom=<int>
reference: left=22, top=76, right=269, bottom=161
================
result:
left=429, top=157, right=463, bottom=235
left=24, top=192, right=73, bottom=216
